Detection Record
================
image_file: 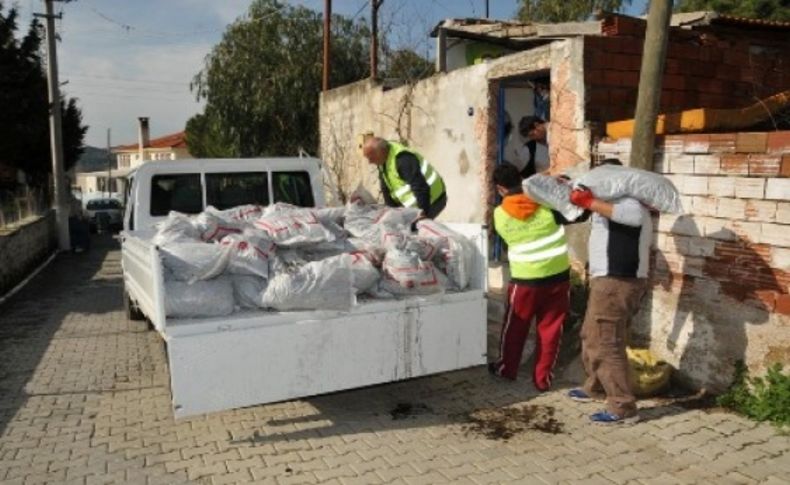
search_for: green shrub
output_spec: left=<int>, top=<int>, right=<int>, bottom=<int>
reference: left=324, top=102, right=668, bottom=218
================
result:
left=717, top=361, right=790, bottom=428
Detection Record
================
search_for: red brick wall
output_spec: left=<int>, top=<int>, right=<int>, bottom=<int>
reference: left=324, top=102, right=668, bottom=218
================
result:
left=585, top=15, right=790, bottom=125
left=596, top=130, right=790, bottom=390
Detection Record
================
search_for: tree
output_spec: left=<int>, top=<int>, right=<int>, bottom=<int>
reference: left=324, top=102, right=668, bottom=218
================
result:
left=380, top=48, right=434, bottom=83
left=675, top=0, right=790, bottom=21
left=186, top=0, right=370, bottom=158
left=517, top=0, right=632, bottom=23
left=0, top=2, right=86, bottom=185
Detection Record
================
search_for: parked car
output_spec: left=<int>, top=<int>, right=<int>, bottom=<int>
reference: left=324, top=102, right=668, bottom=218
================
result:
left=84, top=197, right=123, bottom=232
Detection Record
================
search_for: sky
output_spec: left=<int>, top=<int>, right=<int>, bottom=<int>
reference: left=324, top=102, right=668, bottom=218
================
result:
left=12, top=0, right=648, bottom=148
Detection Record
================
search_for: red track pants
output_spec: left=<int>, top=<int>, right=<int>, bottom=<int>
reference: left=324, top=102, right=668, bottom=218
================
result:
left=493, top=280, right=570, bottom=389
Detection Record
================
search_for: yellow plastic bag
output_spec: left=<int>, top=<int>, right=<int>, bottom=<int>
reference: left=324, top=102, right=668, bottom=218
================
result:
left=627, top=347, right=672, bottom=397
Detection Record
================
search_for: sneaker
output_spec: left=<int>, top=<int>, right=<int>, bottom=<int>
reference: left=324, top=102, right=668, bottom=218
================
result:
left=567, top=388, right=593, bottom=402
left=487, top=362, right=515, bottom=381
left=589, top=410, right=640, bottom=425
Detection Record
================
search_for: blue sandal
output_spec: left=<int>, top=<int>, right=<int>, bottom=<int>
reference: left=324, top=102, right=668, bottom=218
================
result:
left=590, top=410, right=640, bottom=424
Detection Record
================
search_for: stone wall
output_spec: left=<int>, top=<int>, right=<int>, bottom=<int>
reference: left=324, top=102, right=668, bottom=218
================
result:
left=0, top=211, right=57, bottom=296
left=597, top=131, right=790, bottom=391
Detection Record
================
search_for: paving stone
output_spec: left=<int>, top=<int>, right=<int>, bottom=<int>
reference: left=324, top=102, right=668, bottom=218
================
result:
left=1, top=237, right=789, bottom=485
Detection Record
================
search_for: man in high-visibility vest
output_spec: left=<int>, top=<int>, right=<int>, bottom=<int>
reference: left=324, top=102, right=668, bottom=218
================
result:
left=489, top=163, right=571, bottom=391
left=362, top=137, right=447, bottom=219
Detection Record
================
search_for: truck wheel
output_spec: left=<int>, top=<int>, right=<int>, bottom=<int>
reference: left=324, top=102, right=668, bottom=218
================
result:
left=124, top=290, right=145, bottom=321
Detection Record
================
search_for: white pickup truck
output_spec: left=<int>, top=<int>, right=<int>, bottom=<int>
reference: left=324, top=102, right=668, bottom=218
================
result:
left=121, top=158, right=487, bottom=418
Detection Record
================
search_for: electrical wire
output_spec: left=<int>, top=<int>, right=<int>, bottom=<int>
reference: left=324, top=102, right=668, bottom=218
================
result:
left=84, top=2, right=284, bottom=38
left=61, top=73, right=187, bottom=86
left=351, top=1, right=370, bottom=21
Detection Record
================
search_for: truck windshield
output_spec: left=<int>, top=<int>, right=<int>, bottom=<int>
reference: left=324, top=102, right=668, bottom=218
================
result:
left=150, top=174, right=202, bottom=216
left=206, top=172, right=269, bottom=209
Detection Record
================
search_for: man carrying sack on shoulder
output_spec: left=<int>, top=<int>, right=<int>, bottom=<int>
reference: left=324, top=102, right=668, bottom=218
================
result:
left=488, top=163, right=571, bottom=392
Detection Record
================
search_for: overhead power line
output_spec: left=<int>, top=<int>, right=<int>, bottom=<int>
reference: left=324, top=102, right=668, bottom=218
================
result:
left=85, top=3, right=285, bottom=38
left=61, top=73, right=187, bottom=86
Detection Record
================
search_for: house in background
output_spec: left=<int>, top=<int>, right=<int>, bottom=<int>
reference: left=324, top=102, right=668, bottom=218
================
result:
left=75, top=117, right=192, bottom=200
left=113, top=117, right=191, bottom=170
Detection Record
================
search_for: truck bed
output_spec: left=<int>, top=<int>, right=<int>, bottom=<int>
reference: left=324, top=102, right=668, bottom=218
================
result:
left=122, top=224, right=488, bottom=418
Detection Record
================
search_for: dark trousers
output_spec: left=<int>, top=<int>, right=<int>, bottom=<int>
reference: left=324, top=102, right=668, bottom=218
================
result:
left=493, top=279, right=570, bottom=389
left=581, top=276, right=646, bottom=416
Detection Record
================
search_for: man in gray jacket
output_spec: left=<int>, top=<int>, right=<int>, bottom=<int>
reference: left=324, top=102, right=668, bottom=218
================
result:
left=566, top=159, right=653, bottom=424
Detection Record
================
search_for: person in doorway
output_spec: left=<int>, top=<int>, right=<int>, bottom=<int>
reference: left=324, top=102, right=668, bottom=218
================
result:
left=362, top=137, right=447, bottom=219
left=566, top=158, right=652, bottom=424
left=516, top=115, right=550, bottom=178
left=488, top=163, right=571, bottom=391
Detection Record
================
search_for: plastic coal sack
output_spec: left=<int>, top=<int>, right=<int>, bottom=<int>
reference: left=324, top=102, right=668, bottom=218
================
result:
left=261, top=254, right=355, bottom=311
left=522, top=175, right=584, bottom=221
left=165, top=277, right=234, bottom=318
left=574, top=164, right=683, bottom=214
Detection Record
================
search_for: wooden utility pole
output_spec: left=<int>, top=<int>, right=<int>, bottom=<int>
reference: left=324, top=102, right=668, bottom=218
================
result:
left=322, top=0, right=331, bottom=91
left=370, top=0, right=382, bottom=81
left=485, top=0, right=489, bottom=18
left=35, top=0, right=71, bottom=251
left=629, top=0, right=674, bottom=170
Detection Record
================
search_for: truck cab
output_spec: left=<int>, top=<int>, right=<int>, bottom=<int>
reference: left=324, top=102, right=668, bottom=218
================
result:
left=124, top=158, right=325, bottom=233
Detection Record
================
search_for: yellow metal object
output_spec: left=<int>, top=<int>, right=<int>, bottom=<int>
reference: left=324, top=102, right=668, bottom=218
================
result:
left=627, top=347, right=672, bottom=397
left=357, top=131, right=375, bottom=155
left=607, top=89, right=790, bottom=139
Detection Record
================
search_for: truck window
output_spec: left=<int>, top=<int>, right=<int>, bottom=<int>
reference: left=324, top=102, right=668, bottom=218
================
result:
left=206, top=172, right=269, bottom=209
left=272, top=171, right=314, bottom=207
left=150, top=174, right=202, bottom=216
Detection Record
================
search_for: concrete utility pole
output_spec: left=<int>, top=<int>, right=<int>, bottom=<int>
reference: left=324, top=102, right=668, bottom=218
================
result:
left=629, top=0, right=674, bottom=170
left=36, top=0, right=71, bottom=251
left=322, top=0, right=331, bottom=91
left=370, top=0, right=382, bottom=81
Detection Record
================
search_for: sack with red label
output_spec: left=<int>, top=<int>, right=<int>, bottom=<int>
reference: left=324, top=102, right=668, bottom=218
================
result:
left=380, top=249, right=447, bottom=296
left=219, top=231, right=276, bottom=280
left=416, top=220, right=474, bottom=290
left=194, top=208, right=245, bottom=242
left=349, top=251, right=380, bottom=295
left=254, top=211, right=337, bottom=247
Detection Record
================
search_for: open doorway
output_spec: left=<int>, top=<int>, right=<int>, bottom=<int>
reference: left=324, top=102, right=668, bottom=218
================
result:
left=498, top=73, right=550, bottom=177
left=492, top=72, right=550, bottom=261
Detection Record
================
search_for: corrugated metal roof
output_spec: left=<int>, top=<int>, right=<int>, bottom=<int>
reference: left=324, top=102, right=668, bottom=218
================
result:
left=715, top=14, right=790, bottom=28
left=670, top=11, right=790, bottom=29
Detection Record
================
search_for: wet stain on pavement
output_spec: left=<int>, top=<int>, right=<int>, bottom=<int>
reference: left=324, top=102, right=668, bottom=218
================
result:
left=462, top=404, right=564, bottom=440
left=390, top=402, right=432, bottom=420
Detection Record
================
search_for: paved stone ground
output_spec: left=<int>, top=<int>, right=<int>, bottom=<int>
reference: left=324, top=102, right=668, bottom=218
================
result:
left=1, top=235, right=788, bottom=485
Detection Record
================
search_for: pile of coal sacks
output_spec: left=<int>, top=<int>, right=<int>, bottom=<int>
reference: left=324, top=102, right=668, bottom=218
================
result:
left=152, top=202, right=475, bottom=318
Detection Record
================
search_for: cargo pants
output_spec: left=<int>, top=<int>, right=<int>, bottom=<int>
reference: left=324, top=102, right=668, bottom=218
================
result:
left=581, top=276, right=646, bottom=417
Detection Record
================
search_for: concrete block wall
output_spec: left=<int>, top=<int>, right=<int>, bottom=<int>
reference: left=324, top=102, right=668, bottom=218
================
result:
left=0, top=211, right=57, bottom=296
left=585, top=15, right=790, bottom=125
left=597, top=131, right=790, bottom=392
